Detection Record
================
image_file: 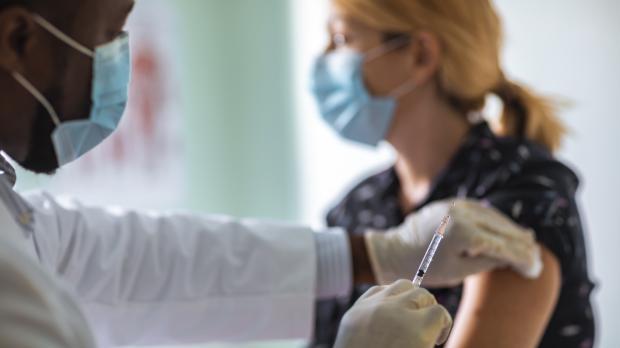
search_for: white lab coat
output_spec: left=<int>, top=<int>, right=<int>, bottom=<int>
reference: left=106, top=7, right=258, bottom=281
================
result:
left=2, top=191, right=317, bottom=347
left=0, top=195, right=95, bottom=348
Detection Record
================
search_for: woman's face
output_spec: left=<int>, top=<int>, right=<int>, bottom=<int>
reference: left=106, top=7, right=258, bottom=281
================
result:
left=327, top=11, right=415, bottom=98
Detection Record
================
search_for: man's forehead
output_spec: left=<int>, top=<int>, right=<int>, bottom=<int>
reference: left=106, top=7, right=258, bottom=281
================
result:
left=90, top=0, right=135, bottom=15
left=54, top=0, right=134, bottom=46
left=10, top=0, right=131, bottom=23
left=69, top=0, right=134, bottom=34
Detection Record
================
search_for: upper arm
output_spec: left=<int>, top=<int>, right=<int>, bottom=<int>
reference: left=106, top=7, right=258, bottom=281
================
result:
left=446, top=245, right=561, bottom=348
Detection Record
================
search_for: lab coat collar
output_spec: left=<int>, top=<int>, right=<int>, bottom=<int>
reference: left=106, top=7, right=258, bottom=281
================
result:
left=0, top=153, right=16, bottom=187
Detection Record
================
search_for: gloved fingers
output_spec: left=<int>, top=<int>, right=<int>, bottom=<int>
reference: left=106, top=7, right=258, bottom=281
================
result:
left=466, top=232, right=542, bottom=278
left=383, top=279, right=415, bottom=297
left=434, top=305, right=454, bottom=345
left=451, top=202, right=542, bottom=278
left=457, top=200, right=536, bottom=243
left=418, top=304, right=453, bottom=346
left=475, top=217, right=537, bottom=245
left=499, top=239, right=542, bottom=278
left=509, top=243, right=543, bottom=279
left=422, top=256, right=501, bottom=288
left=451, top=200, right=523, bottom=237
left=445, top=204, right=527, bottom=251
left=397, top=287, right=437, bottom=309
left=457, top=244, right=543, bottom=280
left=358, top=285, right=386, bottom=301
left=461, top=232, right=537, bottom=267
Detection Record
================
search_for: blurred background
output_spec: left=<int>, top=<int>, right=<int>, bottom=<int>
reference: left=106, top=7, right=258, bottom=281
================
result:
left=13, top=0, right=620, bottom=347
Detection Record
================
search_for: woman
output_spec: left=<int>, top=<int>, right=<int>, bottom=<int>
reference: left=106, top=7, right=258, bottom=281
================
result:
left=310, top=0, right=595, bottom=347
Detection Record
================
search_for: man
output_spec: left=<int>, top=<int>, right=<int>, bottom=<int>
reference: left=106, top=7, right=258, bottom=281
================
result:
left=0, top=0, right=541, bottom=347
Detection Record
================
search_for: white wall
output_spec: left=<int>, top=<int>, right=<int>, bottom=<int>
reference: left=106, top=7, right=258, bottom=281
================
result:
left=292, top=1, right=620, bottom=347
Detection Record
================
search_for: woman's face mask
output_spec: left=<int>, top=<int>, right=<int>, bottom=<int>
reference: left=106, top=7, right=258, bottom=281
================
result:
left=310, top=37, right=415, bottom=147
left=12, top=14, right=131, bottom=168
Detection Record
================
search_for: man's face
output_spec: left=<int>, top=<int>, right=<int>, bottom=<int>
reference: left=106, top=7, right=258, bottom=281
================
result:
left=0, top=0, right=134, bottom=173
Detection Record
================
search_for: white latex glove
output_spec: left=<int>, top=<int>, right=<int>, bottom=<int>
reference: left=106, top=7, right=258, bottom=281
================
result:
left=335, top=279, right=452, bottom=348
left=365, top=199, right=542, bottom=287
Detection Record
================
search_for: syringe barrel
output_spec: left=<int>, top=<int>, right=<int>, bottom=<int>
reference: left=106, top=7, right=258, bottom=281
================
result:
left=412, top=233, right=444, bottom=286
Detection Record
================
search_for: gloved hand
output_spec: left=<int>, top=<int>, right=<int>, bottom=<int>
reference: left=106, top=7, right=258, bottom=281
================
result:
left=335, top=279, right=452, bottom=348
left=364, top=199, right=542, bottom=287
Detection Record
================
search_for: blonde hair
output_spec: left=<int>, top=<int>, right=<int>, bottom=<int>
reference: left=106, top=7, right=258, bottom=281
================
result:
left=333, top=0, right=566, bottom=152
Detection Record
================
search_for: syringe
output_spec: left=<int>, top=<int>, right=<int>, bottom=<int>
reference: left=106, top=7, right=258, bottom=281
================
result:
left=412, top=213, right=452, bottom=288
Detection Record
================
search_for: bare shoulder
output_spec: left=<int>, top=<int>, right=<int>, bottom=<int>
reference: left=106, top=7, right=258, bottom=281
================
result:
left=446, top=245, right=561, bottom=348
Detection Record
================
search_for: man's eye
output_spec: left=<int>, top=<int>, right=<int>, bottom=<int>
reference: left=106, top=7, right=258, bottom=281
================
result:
left=107, top=29, right=123, bottom=40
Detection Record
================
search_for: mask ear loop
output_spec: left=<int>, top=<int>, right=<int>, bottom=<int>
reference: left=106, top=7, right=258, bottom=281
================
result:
left=389, top=79, right=417, bottom=99
left=364, top=35, right=411, bottom=62
left=32, top=14, right=94, bottom=58
left=12, top=72, right=61, bottom=127
left=363, top=36, right=418, bottom=99
left=15, top=14, right=98, bottom=128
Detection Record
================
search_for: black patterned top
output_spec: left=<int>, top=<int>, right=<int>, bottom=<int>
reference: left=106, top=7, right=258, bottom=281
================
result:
left=312, top=122, right=595, bottom=348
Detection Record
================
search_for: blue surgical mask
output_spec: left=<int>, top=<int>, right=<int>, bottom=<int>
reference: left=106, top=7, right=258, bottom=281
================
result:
left=310, top=42, right=415, bottom=147
left=12, top=15, right=131, bottom=167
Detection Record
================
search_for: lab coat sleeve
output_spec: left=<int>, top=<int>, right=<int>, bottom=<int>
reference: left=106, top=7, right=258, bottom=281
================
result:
left=25, top=192, right=317, bottom=347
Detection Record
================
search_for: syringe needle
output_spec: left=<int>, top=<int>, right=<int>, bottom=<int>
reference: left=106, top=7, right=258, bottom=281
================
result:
left=436, top=215, right=451, bottom=236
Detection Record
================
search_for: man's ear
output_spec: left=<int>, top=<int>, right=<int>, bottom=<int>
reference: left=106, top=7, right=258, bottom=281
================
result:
left=0, top=7, right=39, bottom=72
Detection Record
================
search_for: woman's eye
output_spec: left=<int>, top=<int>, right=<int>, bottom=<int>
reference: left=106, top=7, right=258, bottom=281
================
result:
left=332, top=33, right=350, bottom=47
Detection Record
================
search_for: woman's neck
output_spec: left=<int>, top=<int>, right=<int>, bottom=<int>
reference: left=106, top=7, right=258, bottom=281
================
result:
left=389, top=93, right=470, bottom=210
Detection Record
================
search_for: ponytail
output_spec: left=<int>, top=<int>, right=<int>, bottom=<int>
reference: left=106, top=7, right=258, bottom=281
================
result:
left=492, top=78, right=567, bottom=152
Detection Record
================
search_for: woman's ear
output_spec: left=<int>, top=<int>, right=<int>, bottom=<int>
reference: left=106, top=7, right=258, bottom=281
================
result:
left=408, top=31, right=442, bottom=86
left=0, top=7, right=39, bottom=72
